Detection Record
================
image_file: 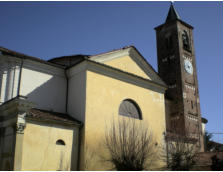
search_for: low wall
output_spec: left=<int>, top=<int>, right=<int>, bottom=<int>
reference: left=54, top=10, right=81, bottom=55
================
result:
left=194, top=151, right=223, bottom=170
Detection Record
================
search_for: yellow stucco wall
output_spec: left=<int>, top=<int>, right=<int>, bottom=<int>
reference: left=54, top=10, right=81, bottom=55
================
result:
left=21, top=121, right=78, bottom=171
left=104, top=55, right=151, bottom=80
left=83, top=70, right=166, bottom=170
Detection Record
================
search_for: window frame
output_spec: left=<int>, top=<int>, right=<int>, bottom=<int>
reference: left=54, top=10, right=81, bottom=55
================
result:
left=118, top=99, right=142, bottom=120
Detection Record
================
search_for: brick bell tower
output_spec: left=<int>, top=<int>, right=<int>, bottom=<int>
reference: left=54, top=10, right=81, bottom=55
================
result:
left=155, top=3, right=204, bottom=151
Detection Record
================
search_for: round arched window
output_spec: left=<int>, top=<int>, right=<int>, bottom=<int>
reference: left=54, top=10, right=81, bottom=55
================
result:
left=56, top=139, right=66, bottom=146
left=118, top=99, right=142, bottom=119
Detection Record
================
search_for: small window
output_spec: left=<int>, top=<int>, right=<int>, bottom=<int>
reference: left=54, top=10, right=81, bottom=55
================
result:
left=56, top=139, right=65, bottom=146
left=191, top=101, right=193, bottom=109
left=119, top=99, right=142, bottom=119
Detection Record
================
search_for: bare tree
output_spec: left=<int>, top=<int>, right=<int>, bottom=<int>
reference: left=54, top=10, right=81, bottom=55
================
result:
left=104, top=118, right=160, bottom=170
left=84, top=144, right=98, bottom=170
left=166, top=135, right=198, bottom=170
left=204, top=131, right=213, bottom=151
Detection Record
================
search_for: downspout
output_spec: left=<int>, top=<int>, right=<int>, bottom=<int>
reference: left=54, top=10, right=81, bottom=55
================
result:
left=65, top=69, right=69, bottom=113
left=11, top=66, right=16, bottom=98
left=77, top=124, right=83, bottom=170
left=17, top=58, right=24, bottom=96
left=65, top=68, right=83, bottom=170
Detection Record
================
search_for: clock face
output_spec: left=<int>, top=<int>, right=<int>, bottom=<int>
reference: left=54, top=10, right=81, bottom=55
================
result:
left=184, top=59, right=193, bottom=75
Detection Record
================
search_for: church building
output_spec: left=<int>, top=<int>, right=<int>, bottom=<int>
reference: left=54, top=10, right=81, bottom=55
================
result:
left=0, top=4, right=205, bottom=170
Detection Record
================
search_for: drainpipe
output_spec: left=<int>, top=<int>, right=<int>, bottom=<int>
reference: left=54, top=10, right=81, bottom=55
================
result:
left=17, top=58, right=24, bottom=96
left=77, top=124, right=83, bottom=170
left=11, top=66, right=16, bottom=97
left=65, top=69, right=69, bottom=113
left=65, top=68, right=83, bottom=170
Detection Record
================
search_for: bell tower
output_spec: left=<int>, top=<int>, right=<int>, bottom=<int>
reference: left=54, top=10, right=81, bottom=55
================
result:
left=155, top=3, right=204, bottom=151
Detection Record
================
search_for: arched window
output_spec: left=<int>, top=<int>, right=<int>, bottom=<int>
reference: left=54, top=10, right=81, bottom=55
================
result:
left=182, top=30, right=191, bottom=51
left=56, top=139, right=65, bottom=146
left=118, top=99, right=142, bottom=119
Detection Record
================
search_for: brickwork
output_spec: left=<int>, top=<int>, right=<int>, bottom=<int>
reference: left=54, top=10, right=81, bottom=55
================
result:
left=194, top=151, right=223, bottom=170
left=155, top=14, right=204, bottom=150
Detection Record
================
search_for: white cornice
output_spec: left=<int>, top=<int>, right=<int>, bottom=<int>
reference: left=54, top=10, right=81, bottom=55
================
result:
left=128, top=48, right=166, bottom=86
left=0, top=96, right=35, bottom=117
left=87, top=60, right=166, bottom=93
left=0, top=55, right=22, bottom=68
left=0, top=54, right=65, bottom=77
left=67, top=60, right=167, bottom=94
left=90, top=48, right=131, bottom=63
left=89, top=47, right=166, bottom=87
left=23, top=59, right=65, bottom=77
left=66, top=61, right=87, bottom=78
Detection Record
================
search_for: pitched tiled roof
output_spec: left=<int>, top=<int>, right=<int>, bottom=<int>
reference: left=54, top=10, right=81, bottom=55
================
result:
left=27, top=108, right=82, bottom=126
left=48, top=54, right=89, bottom=62
left=0, top=46, right=65, bottom=68
left=0, top=46, right=167, bottom=90
left=47, top=46, right=132, bottom=67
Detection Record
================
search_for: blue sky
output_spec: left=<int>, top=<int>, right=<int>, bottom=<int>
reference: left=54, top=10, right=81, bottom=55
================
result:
left=0, top=1, right=223, bottom=143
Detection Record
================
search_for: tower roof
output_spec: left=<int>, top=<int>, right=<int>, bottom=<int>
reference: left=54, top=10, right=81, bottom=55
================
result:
left=165, top=2, right=180, bottom=23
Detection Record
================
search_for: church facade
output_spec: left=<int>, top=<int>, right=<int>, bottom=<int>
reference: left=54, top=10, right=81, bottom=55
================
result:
left=0, top=4, right=204, bottom=171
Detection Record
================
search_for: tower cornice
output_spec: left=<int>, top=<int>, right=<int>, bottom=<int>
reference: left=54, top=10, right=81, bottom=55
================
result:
left=154, top=19, right=194, bottom=31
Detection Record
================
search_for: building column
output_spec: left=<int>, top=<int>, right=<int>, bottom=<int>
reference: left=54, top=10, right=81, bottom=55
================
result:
left=0, top=96, right=34, bottom=171
left=5, top=63, right=15, bottom=101
left=0, top=67, right=8, bottom=104
left=13, top=112, right=26, bottom=171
